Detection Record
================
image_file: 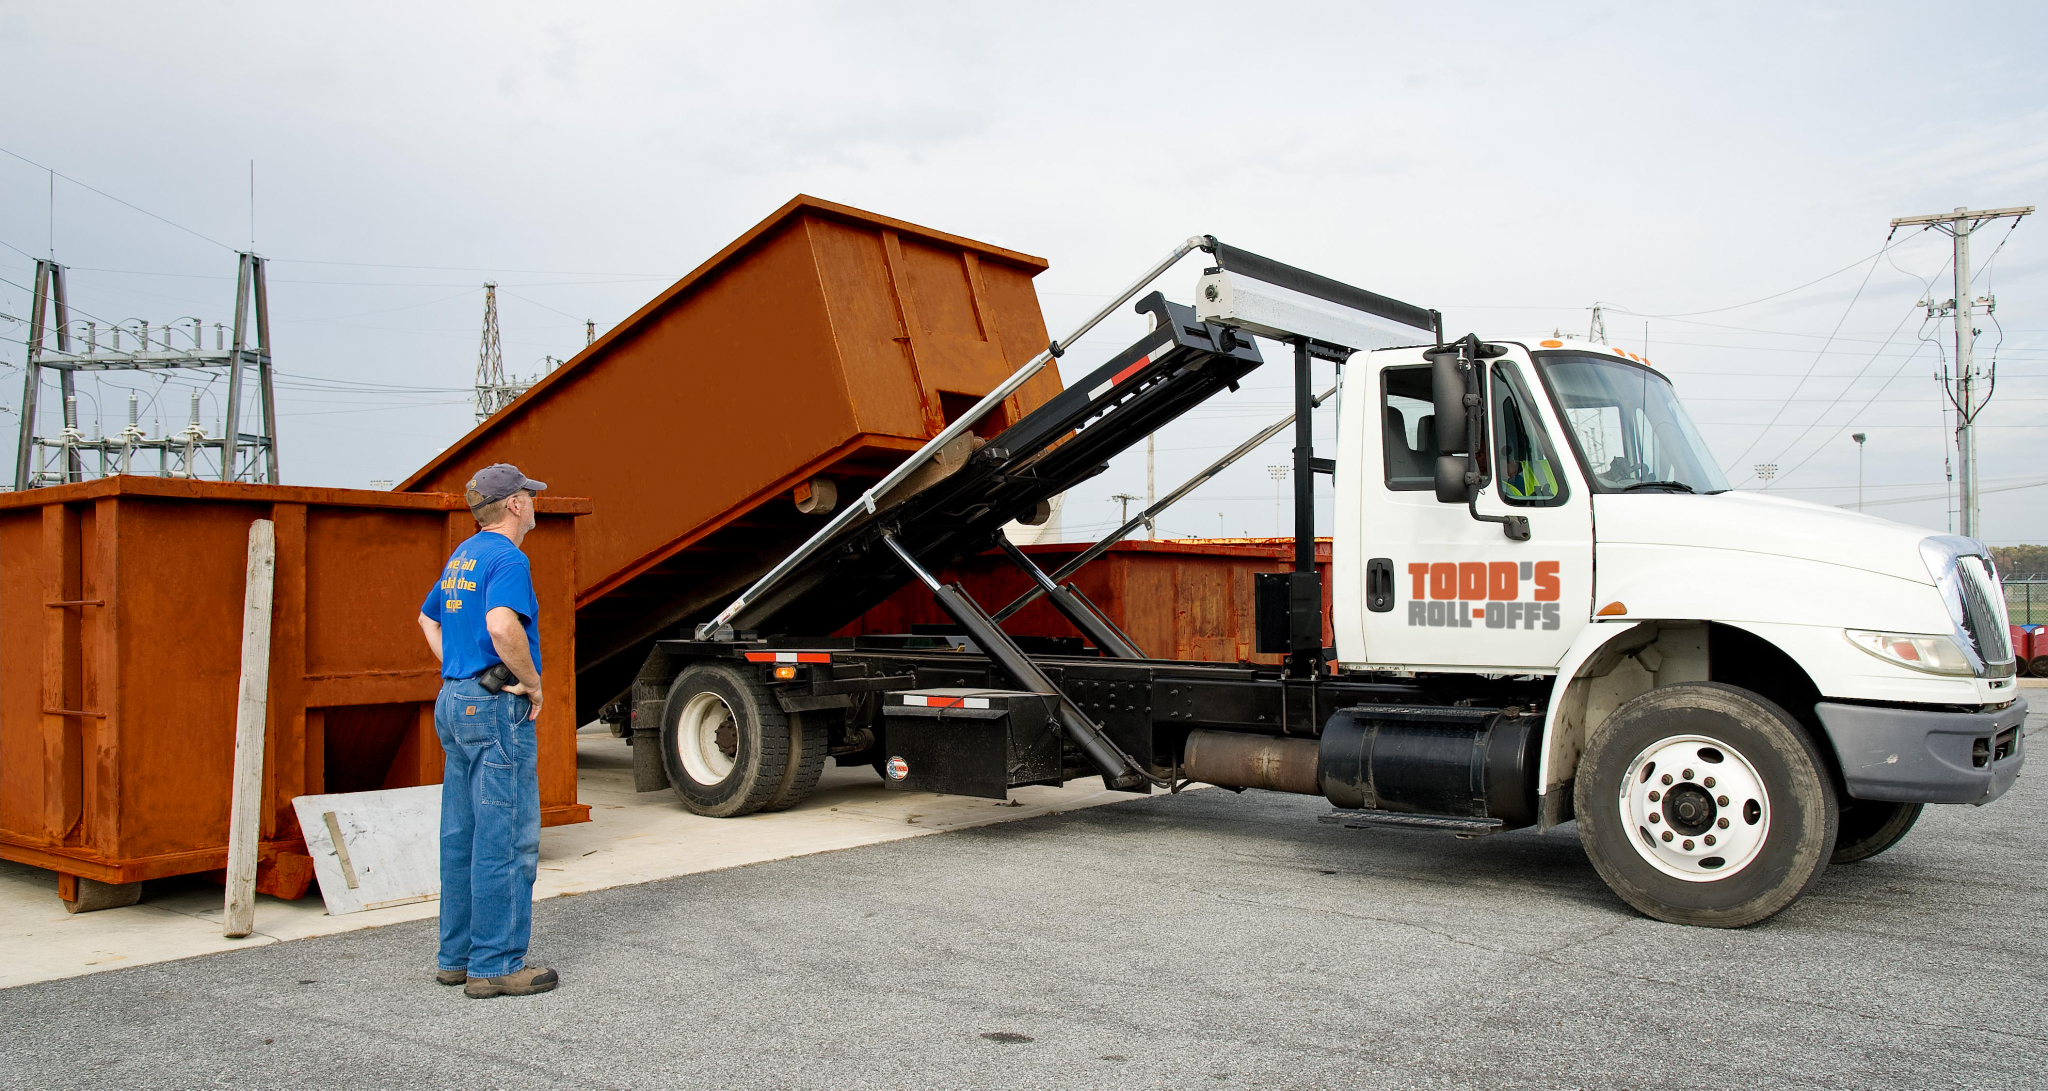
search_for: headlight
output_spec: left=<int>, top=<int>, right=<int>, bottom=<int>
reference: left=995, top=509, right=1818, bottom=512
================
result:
left=1845, top=629, right=1976, bottom=676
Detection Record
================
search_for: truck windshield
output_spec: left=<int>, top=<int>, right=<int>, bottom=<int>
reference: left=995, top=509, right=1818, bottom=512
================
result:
left=1537, top=354, right=1730, bottom=494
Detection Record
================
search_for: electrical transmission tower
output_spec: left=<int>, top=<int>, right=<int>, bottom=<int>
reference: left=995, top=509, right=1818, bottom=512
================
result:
left=13, top=253, right=278, bottom=490
left=1588, top=304, right=1607, bottom=345
left=1889, top=205, right=2033, bottom=538
left=473, top=282, right=525, bottom=422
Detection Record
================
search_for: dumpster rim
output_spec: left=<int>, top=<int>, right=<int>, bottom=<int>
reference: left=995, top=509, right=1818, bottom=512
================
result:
left=397, top=193, right=1050, bottom=496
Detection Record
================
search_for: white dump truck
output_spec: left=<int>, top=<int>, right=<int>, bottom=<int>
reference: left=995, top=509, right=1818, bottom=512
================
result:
left=618, top=237, right=2024, bottom=927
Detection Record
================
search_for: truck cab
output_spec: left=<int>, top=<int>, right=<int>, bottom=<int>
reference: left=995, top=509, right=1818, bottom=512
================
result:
left=1332, top=335, right=2025, bottom=921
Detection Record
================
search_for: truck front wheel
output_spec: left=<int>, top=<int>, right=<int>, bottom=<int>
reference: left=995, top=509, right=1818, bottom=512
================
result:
left=661, top=662, right=791, bottom=818
left=1575, top=682, right=1838, bottom=928
left=1831, top=800, right=1922, bottom=864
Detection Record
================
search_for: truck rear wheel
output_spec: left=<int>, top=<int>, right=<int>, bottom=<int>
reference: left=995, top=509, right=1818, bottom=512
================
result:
left=662, top=662, right=791, bottom=818
left=1831, top=800, right=1922, bottom=864
left=758, top=709, right=832, bottom=813
left=1575, top=682, right=1837, bottom=928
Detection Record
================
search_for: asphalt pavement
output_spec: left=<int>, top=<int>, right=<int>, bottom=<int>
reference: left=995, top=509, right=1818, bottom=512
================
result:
left=5, top=709, right=2043, bottom=1090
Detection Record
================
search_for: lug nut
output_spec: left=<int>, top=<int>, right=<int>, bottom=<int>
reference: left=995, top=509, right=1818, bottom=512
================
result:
left=1717, top=795, right=1729, bottom=807
left=1662, top=774, right=1673, bottom=785
left=1717, top=817, right=1729, bottom=829
left=1683, top=768, right=1695, bottom=780
left=1682, top=839, right=1694, bottom=850
left=1662, top=830, right=1674, bottom=842
left=1704, top=776, right=1716, bottom=788
left=1648, top=790, right=1661, bottom=802
left=1704, top=834, right=1717, bottom=846
left=1649, top=813, right=1661, bottom=824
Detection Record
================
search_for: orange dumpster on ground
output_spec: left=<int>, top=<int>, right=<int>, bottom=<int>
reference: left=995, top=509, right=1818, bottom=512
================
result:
left=842, top=539, right=1337, bottom=664
left=0, top=477, right=589, bottom=904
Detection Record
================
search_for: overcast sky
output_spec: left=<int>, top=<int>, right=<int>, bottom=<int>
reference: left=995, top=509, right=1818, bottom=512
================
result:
left=2, top=2, right=2042, bottom=545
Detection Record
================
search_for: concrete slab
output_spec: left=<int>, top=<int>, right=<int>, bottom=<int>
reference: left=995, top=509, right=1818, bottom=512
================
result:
left=0, top=724, right=1152, bottom=990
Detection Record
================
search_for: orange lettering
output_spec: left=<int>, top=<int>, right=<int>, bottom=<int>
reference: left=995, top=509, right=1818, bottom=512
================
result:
left=1429, top=562, right=1458, bottom=600
left=1458, top=562, right=1487, bottom=601
left=1534, top=561, right=1561, bottom=602
left=1408, top=563, right=1431, bottom=601
left=1488, top=561, right=1518, bottom=601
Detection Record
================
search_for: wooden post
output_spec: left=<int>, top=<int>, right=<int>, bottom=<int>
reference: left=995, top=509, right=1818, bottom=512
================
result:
left=223, top=519, right=277, bottom=938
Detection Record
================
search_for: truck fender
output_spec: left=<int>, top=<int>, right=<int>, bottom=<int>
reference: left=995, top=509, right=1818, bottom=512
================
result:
left=1535, top=620, right=1651, bottom=828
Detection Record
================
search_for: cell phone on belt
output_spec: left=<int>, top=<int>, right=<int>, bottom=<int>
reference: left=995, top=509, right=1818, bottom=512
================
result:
left=478, top=663, right=517, bottom=693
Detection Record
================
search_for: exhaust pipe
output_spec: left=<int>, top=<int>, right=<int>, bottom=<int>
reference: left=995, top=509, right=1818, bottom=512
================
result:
left=1183, top=729, right=1321, bottom=795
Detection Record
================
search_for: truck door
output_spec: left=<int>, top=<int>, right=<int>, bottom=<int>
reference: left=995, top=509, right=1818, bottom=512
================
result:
left=1344, top=349, right=1594, bottom=672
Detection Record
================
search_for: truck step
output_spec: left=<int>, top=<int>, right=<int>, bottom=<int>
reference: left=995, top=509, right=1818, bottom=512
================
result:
left=1319, top=808, right=1506, bottom=837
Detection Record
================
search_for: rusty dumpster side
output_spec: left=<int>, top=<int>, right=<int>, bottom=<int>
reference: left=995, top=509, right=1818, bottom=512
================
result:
left=0, top=477, right=589, bottom=901
left=839, top=539, right=1336, bottom=664
left=399, top=195, right=1063, bottom=719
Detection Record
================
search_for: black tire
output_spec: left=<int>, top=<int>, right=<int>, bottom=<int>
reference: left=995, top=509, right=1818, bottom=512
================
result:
left=1575, top=682, right=1837, bottom=928
left=661, top=662, right=791, bottom=818
left=1831, top=800, right=1923, bottom=864
left=758, top=709, right=832, bottom=813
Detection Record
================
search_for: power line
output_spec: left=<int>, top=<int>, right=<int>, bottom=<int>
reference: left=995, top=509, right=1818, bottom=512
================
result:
left=0, top=143, right=237, bottom=252
left=1751, top=292, right=1935, bottom=478
left=1718, top=243, right=1898, bottom=480
left=269, top=256, right=672, bottom=277
left=1604, top=232, right=1928, bottom=320
left=498, top=287, right=587, bottom=322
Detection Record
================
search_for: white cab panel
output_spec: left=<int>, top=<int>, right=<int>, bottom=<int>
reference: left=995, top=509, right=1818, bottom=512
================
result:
left=1337, top=347, right=1593, bottom=672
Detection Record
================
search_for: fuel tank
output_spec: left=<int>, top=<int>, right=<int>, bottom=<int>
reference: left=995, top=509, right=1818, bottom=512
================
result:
left=1317, top=704, right=1542, bottom=828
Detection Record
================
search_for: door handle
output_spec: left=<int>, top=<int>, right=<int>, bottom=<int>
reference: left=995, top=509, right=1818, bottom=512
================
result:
left=1367, top=557, right=1395, bottom=612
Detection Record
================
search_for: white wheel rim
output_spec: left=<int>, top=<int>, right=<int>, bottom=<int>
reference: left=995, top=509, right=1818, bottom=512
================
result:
left=1618, top=734, right=1771, bottom=882
left=676, top=691, right=738, bottom=785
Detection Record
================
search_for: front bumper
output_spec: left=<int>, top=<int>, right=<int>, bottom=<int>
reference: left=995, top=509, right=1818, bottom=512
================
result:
left=1815, top=697, right=2027, bottom=805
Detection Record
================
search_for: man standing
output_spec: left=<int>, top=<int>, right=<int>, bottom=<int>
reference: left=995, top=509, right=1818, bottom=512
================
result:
left=417, top=463, right=559, bottom=998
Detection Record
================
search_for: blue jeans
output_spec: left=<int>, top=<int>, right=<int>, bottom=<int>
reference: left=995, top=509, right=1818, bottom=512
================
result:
left=433, top=677, right=540, bottom=979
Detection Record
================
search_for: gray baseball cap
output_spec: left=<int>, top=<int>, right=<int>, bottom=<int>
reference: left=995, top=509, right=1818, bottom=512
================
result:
left=467, top=463, right=547, bottom=505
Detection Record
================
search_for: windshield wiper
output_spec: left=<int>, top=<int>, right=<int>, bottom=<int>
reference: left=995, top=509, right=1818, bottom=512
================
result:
left=1619, top=481, right=1696, bottom=494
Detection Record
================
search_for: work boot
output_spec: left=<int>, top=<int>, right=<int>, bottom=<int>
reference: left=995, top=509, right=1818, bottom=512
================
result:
left=435, top=969, right=466, bottom=986
left=464, top=966, right=559, bottom=998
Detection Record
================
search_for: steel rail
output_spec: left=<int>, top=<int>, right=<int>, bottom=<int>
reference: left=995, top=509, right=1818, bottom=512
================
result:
left=990, top=383, right=1337, bottom=622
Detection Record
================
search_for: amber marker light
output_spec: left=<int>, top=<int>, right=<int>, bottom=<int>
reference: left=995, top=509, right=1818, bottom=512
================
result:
left=1597, top=602, right=1629, bottom=616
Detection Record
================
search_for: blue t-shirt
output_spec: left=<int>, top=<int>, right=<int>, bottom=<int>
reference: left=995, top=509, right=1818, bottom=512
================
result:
left=421, top=531, right=542, bottom=680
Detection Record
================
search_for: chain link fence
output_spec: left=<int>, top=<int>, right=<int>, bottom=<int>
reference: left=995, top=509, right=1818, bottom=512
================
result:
left=2008, top=580, right=2048, bottom=627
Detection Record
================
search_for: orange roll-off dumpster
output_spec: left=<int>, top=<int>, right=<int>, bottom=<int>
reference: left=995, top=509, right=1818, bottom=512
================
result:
left=0, top=477, right=589, bottom=910
left=399, top=195, right=1064, bottom=721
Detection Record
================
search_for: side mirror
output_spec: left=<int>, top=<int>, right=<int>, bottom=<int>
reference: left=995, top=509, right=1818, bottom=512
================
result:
left=1435, top=454, right=1471, bottom=504
left=1431, top=354, right=1469, bottom=453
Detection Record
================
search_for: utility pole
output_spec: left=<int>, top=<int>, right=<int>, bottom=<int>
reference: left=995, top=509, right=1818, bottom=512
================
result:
left=1110, top=493, right=1139, bottom=531
left=586, top=319, right=596, bottom=346
left=1889, top=205, right=2032, bottom=538
left=1267, top=464, right=1289, bottom=536
left=1852, top=433, right=1866, bottom=512
left=1144, top=434, right=1156, bottom=539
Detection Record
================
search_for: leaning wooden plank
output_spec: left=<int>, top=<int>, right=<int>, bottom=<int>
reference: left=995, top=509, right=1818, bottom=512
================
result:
left=222, top=518, right=277, bottom=939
